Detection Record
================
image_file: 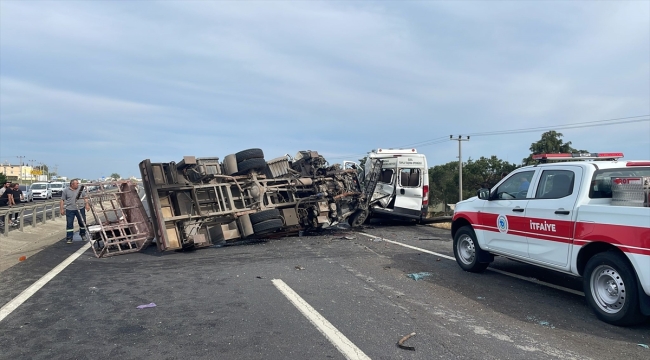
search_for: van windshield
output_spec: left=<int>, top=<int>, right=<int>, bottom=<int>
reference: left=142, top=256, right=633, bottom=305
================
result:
left=51, top=183, right=64, bottom=189
left=31, top=184, right=47, bottom=190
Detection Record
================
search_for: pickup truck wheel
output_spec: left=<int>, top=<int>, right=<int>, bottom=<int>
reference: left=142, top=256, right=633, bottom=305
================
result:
left=237, top=158, right=267, bottom=175
left=453, top=226, right=489, bottom=273
left=235, top=148, right=264, bottom=163
left=252, top=218, right=284, bottom=235
left=250, top=209, right=281, bottom=225
left=584, top=252, right=647, bottom=326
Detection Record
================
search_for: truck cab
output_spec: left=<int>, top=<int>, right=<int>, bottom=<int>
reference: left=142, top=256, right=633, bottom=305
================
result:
left=362, top=148, right=429, bottom=222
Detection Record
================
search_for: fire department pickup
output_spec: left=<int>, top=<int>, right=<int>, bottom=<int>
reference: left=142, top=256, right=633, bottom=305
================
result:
left=451, top=152, right=650, bottom=326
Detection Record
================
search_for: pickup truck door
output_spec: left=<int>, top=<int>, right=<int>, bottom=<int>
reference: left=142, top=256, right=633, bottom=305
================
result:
left=525, top=166, right=583, bottom=269
left=479, top=170, right=537, bottom=258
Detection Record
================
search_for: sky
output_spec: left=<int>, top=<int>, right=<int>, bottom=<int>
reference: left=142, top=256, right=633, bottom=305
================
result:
left=1, top=1, right=649, bottom=180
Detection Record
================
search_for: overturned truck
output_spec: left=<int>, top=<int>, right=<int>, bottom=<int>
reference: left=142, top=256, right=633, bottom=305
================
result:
left=138, top=148, right=380, bottom=252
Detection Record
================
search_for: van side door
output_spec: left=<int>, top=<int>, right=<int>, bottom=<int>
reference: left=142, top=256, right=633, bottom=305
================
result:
left=394, top=159, right=424, bottom=217
left=370, top=158, right=396, bottom=208
left=525, top=166, right=583, bottom=269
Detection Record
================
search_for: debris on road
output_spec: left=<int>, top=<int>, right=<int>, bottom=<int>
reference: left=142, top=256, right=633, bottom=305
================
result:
left=638, top=344, right=649, bottom=349
left=18, top=256, right=26, bottom=261
left=295, top=266, right=305, bottom=270
left=136, top=302, right=157, bottom=309
left=397, top=332, right=416, bottom=351
left=407, top=272, right=432, bottom=281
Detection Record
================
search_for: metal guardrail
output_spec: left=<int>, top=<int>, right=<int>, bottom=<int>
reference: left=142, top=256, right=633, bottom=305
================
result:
left=0, top=191, right=119, bottom=237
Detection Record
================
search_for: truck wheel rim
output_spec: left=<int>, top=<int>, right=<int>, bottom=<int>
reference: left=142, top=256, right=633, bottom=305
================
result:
left=590, top=265, right=626, bottom=314
left=457, top=234, right=475, bottom=265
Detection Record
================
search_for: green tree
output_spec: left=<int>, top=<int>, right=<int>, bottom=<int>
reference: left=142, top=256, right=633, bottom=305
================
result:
left=428, top=162, right=460, bottom=208
left=522, top=131, right=588, bottom=165
left=0, top=173, right=6, bottom=185
left=463, top=156, right=519, bottom=195
left=110, top=173, right=121, bottom=180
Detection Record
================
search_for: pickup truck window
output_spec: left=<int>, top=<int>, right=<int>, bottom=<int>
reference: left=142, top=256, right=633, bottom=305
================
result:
left=494, top=170, right=534, bottom=200
left=536, top=170, right=574, bottom=199
left=399, top=168, right=421, bottom=187
left=589, top=167, right=650, bottom=198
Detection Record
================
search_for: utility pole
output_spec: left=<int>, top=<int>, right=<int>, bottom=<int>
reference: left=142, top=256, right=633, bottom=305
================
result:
left=450, top=135, right=470, bottom=202
left=16, top=156, right=25, bottom=181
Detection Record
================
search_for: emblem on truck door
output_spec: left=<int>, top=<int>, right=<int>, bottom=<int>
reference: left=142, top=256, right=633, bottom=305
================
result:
left=497, top=215, right=509, bottom=233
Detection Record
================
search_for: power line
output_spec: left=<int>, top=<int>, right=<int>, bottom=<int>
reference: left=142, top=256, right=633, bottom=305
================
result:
left=304, top=114, right=650, bottom=161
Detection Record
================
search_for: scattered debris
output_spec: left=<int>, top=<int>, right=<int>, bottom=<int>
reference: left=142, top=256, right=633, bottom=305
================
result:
left=638, top=344, right=649, bottom=349
left=256, top=276, right=265, bottom=279
left=397, top=332, right=416, bottom=351
left=436, top=258, right=441, bottom=261
left=477, top=296, right=485, bottom=300
left=341, top=236, right=355, bottom=240
left=407, top=272, right=432, bottom=281
left=18, top=256, right=26, bottom=262
left=295, top=266, right=305, bottom=270
left=136, top=302, right=157, bottom=309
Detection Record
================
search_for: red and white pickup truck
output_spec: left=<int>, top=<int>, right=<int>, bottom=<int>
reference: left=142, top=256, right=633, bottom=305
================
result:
left=451, top=153, right=650, bottom=326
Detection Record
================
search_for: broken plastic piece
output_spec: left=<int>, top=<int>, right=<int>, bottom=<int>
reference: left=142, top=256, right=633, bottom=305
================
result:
left=397, top=332, right=416, bottom=351
left=295, top=266, right=305, bottom=270
left=18, top=256, right=26, bottom=262
left=136, top=302, right=157, bottom=309
left=407, top=272, right=432, bottom=281
left=639, top=344, right=649, bottom=349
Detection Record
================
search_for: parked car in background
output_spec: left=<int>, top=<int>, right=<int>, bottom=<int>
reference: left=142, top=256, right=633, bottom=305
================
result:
left=31, top=182, right=52, bottom=200
left=19, top=185, right=32, bottom=202
left=50, top=182, right=65, bottom=197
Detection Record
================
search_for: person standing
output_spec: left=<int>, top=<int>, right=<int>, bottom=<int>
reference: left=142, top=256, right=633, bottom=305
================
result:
left=60, top=179, right=90, bottom=244
left=0, top=181, right=11, bottom=200
left=8, top=183, right=23, bottom=226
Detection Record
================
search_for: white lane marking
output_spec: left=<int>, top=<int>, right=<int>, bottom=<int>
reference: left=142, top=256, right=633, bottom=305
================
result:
left=0, top=242, right=91, bottom=322
left=357, top=232, right=584, bottom=297
left=272, top=279, right=371, bottom=360
left=358, top=232, right=455, bottom=261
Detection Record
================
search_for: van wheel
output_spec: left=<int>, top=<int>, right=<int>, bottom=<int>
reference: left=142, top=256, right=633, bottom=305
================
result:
left=584, top=251, right=647, bottom=326
left=348, top=209, right=369, bottom=227
left=453, top=226, right=489, bottom=273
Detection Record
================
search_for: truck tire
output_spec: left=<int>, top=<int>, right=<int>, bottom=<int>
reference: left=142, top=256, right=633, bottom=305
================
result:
left=235, top=148, right=264, bottom=163
left=222, top=154, right=238, bottom=176
left=583, top=251, right=647, bottom=326
left=348, top=209, right=369, bottom=228
left=453, top=226, right=489, bottom=273
left=250, top=209, right=281, bottom=225
left=237, top=158, right=267, bottom=175
left=253, top=218, right=283, bottom=235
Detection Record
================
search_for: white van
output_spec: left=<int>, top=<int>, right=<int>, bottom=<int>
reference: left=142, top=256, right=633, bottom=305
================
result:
left=347, top=148, right=429, bottom=223
left=50, top=182, right=65, bottom=197
left=30, top=182, right=52, bottom=200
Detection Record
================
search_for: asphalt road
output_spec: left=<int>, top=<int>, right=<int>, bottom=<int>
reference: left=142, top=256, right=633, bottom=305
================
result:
left=0, top=220, right=648, bottom=360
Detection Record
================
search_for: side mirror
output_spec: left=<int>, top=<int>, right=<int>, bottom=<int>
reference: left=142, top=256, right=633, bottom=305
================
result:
left=477, top=188, right=491, bottom=200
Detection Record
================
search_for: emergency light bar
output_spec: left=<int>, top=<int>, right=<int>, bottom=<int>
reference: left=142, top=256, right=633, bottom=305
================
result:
left=532, top=152, right=624, bottom=161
